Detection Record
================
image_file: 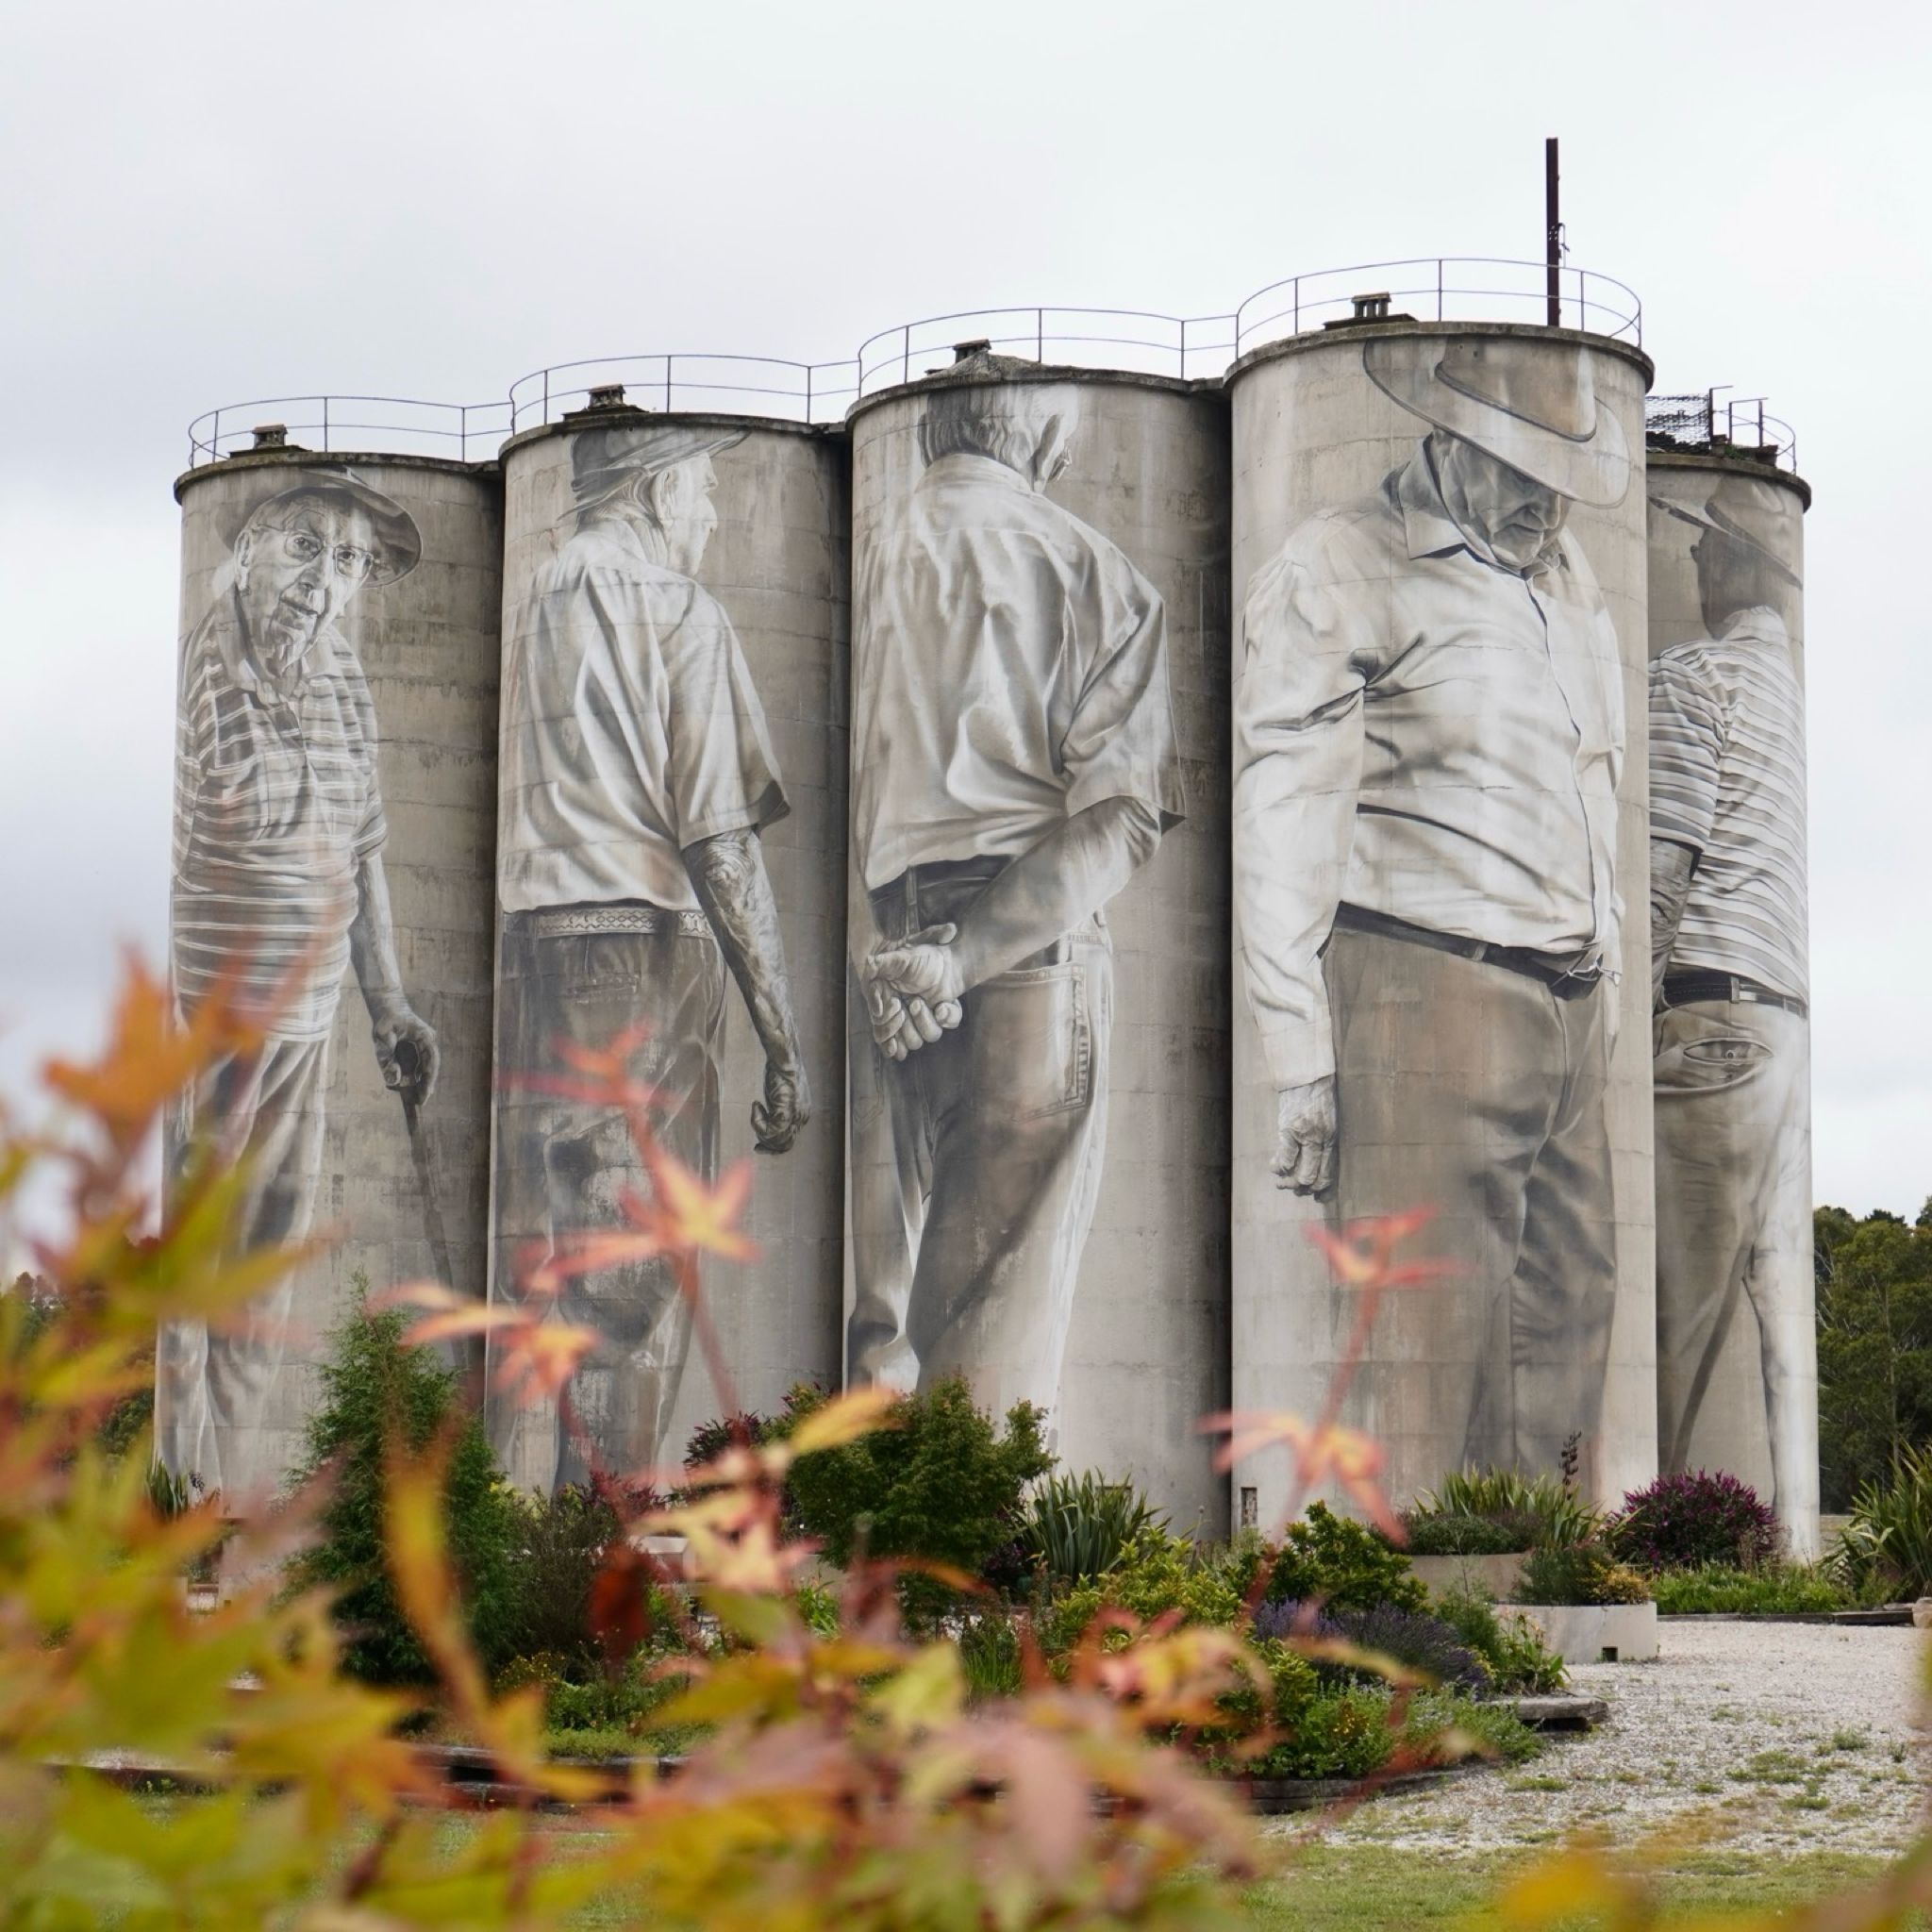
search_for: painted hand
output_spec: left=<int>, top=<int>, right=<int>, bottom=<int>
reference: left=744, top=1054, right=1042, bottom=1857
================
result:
left=371, top=1000, right=440, bottom=1106
left=1272, top=1075, right=1337, bottom=1196
left=864, top=924, right=964, bottom=1061
left=753, top=1054, right=811, bottom=1155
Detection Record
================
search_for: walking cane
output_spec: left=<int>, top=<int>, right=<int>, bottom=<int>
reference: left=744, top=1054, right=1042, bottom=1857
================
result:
left=391, top=1038, right=482, bottom=1403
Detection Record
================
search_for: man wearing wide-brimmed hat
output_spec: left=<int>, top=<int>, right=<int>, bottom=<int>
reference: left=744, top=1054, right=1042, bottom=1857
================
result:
left=1234, top=336, right=1631, bottom=1475
left=1649, top=473, right=1814, bottom=1537
left=159, top=469, right=439, bottom=1493
left=492, top=411, right=809, bottom=1491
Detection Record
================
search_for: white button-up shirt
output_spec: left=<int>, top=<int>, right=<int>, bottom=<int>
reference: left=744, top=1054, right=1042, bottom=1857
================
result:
left=498, top=516, right=787, bottom=915
left=851, top=452, right=1184, bottom=893
left=1234, top=440, right=1625, bottom=1090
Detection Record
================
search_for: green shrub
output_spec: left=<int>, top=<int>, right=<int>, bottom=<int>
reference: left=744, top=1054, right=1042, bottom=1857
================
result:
left=783, top=1375, right=1053, bottom=1625
left=1252, top=1684, right=1395, bottom=1780
left=1429, top=1588, right=1567, bottom=1693
left=1266, top=1501, right=1427, bottom=1613
left=1018, top=1469, right=1166, bottom=1585
left=282, top=1285, right=525, bottom=1683
left=1400, top=1510, right=1529, bottom=1557
left=497, top=1484, right=624, bottom=1664
left=1515, top=1541, right=1651, bottom=1607
left=1211, top=1635, right=1323, bottom=1743
left=958, top=1613, right=1024, bottom=1703
left=795, top=1578, right=841, bottom=1638
left=1035, top=1528, right=1247, bottom=1661
left=1837, top=1442, right=1932, bottom=1600
left=1414, top=1468, right=1601, bottom=1548
left=1648, top=1561, right=1846, bottom=1615
left=1401, top=1689, right=1541, bottom=1767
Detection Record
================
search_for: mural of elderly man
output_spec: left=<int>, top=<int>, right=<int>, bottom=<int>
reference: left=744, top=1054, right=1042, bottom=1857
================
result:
left=493, top=416, right=809, bottom=1491
left=1234, top=337, right=1631, bottom=1474
left=847, top=372, right=1184, bottom=1424
left=1649, top=475, right=1814, bottom=1529
left=158, top=471, right=438, bottom=1494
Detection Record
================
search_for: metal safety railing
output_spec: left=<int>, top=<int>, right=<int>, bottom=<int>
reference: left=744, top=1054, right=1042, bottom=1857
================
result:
left=853, top=307, right=1239, bottom=396
left=506, top=354, right=860, bottom=432
left=185, top=394, right=511, bottom=469
left=1646, top=391, right=1798, bottom=473
left=1233, top=258, right=1642, bottom=356
left=187, top=257, right=1652, bottom=459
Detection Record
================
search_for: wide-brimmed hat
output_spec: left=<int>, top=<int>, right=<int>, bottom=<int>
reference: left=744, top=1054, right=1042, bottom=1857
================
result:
left=1651, top=473, right=1803, bottom=588
left=219, top=470, right=422, bottom=583
left=1364, top=336, right=1632, bottom=508
left=570, top=421, right=748, bottom=504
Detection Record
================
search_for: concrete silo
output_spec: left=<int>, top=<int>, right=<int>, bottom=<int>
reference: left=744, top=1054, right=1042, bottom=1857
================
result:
left=843, top=350, right=1232, bottom=1530
left=160, top=439, right=503, bottom=1499
left=488, top=394, right=848, bottom=1493
left=1226, top=319, right=1657, bottom=1522
left=1645, top=440, right=1815, bottom=1550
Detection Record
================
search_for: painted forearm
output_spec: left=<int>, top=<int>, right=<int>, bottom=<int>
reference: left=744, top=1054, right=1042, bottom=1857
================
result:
left=1649, top=838, right=1698, bottom=1001
left=349, top=853, right=408, bottom=1014
left=949, top=795, right=1161, bottom=991
left=685, top=828, right=804, bottom=1069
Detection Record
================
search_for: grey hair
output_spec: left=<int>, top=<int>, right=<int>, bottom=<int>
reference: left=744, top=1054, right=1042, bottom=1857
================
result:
left=919, top=382, right=1079, bottom=474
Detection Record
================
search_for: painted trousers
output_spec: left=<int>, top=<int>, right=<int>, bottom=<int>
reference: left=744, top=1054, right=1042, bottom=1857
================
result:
left=1326, top=925, right=1618, bottom=1479
left=156, top=1026, right=333, bottom=1496
left=1654, top=996, right=1815, bottom=1539
left=489, top=918, right=724, bottom=1492
left=846, top=864, right=1111, bottom=1432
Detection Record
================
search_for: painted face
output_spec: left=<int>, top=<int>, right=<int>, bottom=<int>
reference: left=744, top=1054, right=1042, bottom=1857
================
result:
left=1438, top=436, right=1570, bottom=571
left=656, top=456, right=720, bottom=575
left=236, top=498, right=379, bottom=671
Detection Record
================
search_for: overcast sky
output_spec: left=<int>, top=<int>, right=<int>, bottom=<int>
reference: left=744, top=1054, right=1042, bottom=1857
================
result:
left=2, top=0, right=1927, bottom=1251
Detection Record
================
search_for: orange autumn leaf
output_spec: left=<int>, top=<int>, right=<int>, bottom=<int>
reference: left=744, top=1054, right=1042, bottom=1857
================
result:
left=1200, top=1412, right=1399, bottom=1536
left=1304, top=1207, right=1456, bottom=1290
left=637, top=1151, right=758, bottom=1264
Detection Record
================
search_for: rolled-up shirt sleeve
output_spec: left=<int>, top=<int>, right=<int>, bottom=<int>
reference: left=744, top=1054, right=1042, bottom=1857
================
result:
left=1648, top=647, right=1726, bottom=859
left=667, top=584, right=790, bottom=847
left=1060, top=550, right=1187, bottom=829
left=1232, top=521, right=1383, bottom=1091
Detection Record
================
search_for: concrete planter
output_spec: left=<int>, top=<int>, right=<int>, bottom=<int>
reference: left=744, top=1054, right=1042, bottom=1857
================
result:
left=1407, top=1552, right=1527, bottom=1601
left=1512, top=1601, right=1657, bottom=1663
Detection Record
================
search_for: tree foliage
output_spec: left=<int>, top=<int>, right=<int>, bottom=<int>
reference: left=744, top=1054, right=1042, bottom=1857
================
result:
left=279, top=1285, right=525, bottom=1682
left=783, top=1374, right=1054, bottom=1624
left=1815, top=1202, right=1932, bottom=1508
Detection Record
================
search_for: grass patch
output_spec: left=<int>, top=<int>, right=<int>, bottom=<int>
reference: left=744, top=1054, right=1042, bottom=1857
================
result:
left=1728, top=1748, right=1810, bottom=1785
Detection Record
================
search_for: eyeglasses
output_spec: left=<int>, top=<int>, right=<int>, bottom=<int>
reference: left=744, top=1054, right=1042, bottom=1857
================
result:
left=276, top=526, right=377, bottom=583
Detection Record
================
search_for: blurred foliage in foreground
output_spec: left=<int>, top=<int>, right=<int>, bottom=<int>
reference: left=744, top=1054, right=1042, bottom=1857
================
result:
left=0, top=957, right=1925, bottom=1928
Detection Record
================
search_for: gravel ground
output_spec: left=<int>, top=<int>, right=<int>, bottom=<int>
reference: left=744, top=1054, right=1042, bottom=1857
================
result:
left=1303, top=1621, right=1932, bottom=1857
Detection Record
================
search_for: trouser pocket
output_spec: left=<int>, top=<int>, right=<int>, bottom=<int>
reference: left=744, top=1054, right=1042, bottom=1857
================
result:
left=966, top=962, right=1093, bottom=1124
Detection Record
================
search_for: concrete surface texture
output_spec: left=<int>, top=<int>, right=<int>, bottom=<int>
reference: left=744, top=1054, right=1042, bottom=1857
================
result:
left=1226, top=324, right=1658, bottom=1524
left=843, top=358, right=1232, bottom=1528
left=160, top=451, right=503, bottom=1500
left=486, top=408, right=845, bottom=1494
left=1646, top=452, right=1816, bottom=1551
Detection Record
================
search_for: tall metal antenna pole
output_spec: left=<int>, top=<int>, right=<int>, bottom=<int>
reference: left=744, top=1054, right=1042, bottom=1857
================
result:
left=1544, top=137, right=1561, bottom=326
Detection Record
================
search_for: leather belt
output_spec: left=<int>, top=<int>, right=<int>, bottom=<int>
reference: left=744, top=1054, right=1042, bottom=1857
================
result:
left=513, top=904, right=711, bottom=940
left=1662, top=971, right=1807, bottom=1019
left=1333, top=903, right=1606, bottom=999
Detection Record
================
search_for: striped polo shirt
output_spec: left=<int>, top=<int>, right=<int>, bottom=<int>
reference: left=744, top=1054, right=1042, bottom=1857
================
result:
left=172, top=592, right=387, bottom=1039
left=1648, top=606, right=1807, bottom=1001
